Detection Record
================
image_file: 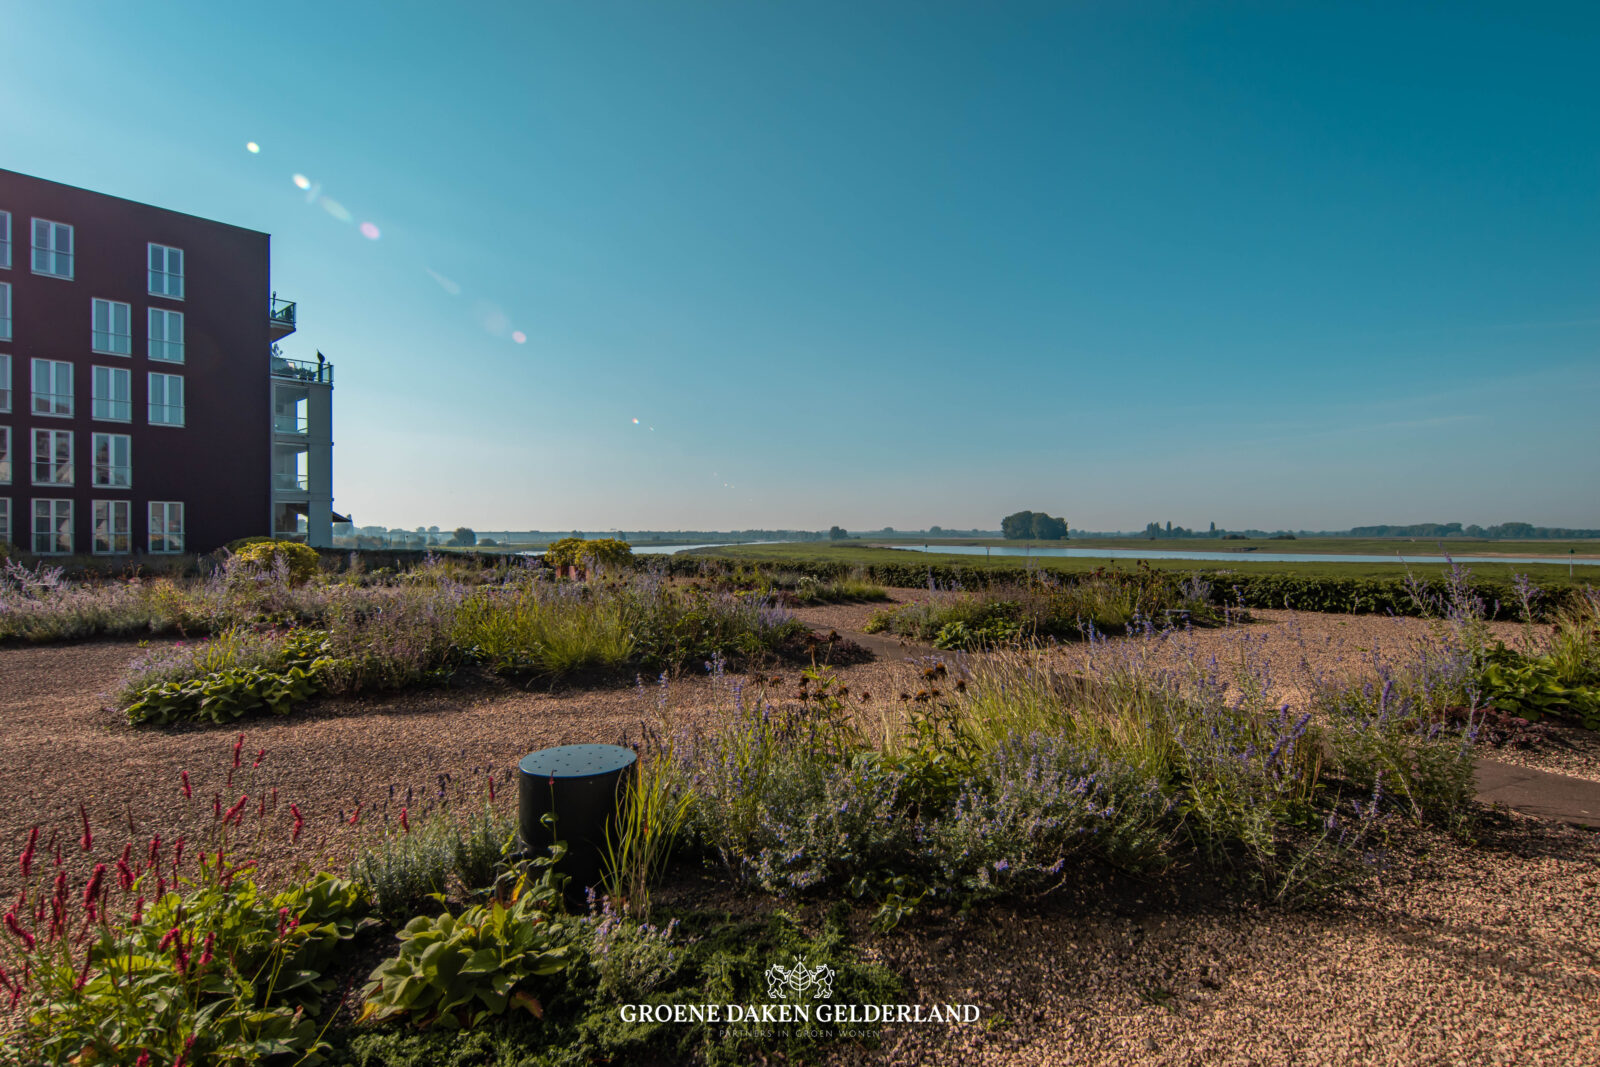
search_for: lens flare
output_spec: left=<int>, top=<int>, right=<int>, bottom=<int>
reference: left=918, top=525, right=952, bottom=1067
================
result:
left=292, top=174, right=311, bottom=190
left=511, top=331, right=527, bottom=344
left=246, top=142, right=260, bottom=154
left=426, top=269, right=461, bottom=295
left=359, top=221, right=381, bottom=240
left=320, top=197, right=352, bottom=222
left=632, top=417, right=640, bottom=425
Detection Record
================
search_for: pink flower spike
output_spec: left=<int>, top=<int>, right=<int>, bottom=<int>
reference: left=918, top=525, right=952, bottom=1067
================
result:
left=399, top=807, right=410, bottom=833
left=348, top=803, right=362, bottom=827
left=232, top=734, right=244, bottom=769
left=180, top=770, right=192, bottom=799
left=4, top=911, right=35, bottom=951
left=19, top=826, right=39, bottom=879
left=78, top=805, right=92, bottom=852
left=254, top=748, right=266, bottom=768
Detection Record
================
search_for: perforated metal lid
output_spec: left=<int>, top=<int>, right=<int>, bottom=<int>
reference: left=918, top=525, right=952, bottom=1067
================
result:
left=518, top=744, right=637, bottom=780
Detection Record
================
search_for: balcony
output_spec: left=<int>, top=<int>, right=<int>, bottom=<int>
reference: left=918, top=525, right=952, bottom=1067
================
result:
left=274, top=413, right=309, bottom=434
left=268, top=297, right=298, bottom=339
left=274, top=472, right=310, bottom=492
left=270, top=355, right=333, bottom=384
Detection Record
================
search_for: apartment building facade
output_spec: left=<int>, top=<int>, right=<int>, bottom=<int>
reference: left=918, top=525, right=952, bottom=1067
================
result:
left=0, top=169, right=334, bottom=555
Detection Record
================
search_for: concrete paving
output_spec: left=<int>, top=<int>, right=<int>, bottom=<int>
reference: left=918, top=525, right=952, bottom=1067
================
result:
left=1475, top=759, right=1600, bottom=828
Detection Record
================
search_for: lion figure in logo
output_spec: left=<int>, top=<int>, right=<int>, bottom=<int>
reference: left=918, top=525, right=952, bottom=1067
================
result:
left=764, top=955, right=836, bottom=1001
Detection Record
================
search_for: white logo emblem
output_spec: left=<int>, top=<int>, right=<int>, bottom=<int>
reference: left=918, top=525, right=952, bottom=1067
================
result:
left=764, top=955, right=836, bottom=1001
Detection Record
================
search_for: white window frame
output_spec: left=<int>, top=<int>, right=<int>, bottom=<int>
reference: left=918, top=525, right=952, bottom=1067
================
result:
left=148, top=243, right=184, bottom=299
left=32, top=428, right=73, bottom=487
left=0, top=497, right=10, bottom=545
left=31, top=358, right=73, bottom=417
left=91, top=432, right=131, bottom=488
left=33, top=498, right=72, bottom=555
left=0, top=281, right=10, bottom=341
left=93, top=499, right=132, bottom=555
left=0, top=426, right=9, bottom=484
left=149, top=500, right=184, bottom=554
left=148, top=372, right=184, bottom=427
left=0, top=353, right=10, bottom=414
left=92, top=298, right=132, bottom=356
left=92, top=365, right=132, bottom=422
left=31, top=218, right=73, bottom=279
left=148, top=307, right=184, bottom=363
left=0, top=211, right=11, bottom=270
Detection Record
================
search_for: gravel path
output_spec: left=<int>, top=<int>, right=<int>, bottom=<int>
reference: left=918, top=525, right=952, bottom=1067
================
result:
left=2, top=603, right=1598, bottom=1063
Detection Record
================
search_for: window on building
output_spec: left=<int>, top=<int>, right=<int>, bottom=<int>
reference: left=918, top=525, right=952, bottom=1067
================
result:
left=32, top=219, right=73, bottom=278
left=0, top=211, right=11, bottom=269
left=148, top=307, right=184, bottom=362
left=92, top=433, right=131, bottom=488
left=92, top=365, right=132, bottom=422
left=33, top=498, right=72, bottom=555
left=148, top=372, right=184, bottom=426
left=92, top=299, right=132, bottom=355
left=0, top=498, right=9, bottom=545
left=148, top=244, right=184, bottom=298
left=0, top=353, right=10, bottom=413
left=0, top=427, right=9, bottom=484
left=149, top=501, right=184, bottom=554
left=32, top=429, right=73, bottom=486
left=0, top=281, right=10, bottom=340
left=93, top=499, right=131, bottom=554
left=31, top=358, right=73, bottom=416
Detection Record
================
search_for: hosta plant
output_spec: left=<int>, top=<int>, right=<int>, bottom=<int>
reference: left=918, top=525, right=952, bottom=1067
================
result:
left=359, top=846, right=581, bottom=1030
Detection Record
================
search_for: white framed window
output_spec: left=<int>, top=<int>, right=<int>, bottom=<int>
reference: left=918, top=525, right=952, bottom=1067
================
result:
left=33, top=498, right=72, bottom=555
left=0, top=282, right=10, bottom=340
left=32, top=219, right=73, bottom=279
left=149, top=500, right=184, bottom=554
left=31, top=358, right=73, bottom=416
left=148, top=307, right=184, bottom=362
left=0, top=353, right=10, bottom=413
left=32, top=429, right=73, bottom=486
left=148, top=372, right=184, bottom=426
left=0, top=427, right=9, bottom=484
left=0, top=211, right=11, bottom=269
left=93, top=499, right=132, bottom=554
left=92, top=365, right=132, bottom=422
left=92, top=299, right=132, bottom=355
left=91, top=433, right=131, bottom=488
left=0, top=498, right=9, bottom=544
left=149, top=244, right=184, bottom=298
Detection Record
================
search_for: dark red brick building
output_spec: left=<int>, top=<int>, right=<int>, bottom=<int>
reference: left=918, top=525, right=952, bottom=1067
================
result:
left=0, top=169, right=332, bottom=556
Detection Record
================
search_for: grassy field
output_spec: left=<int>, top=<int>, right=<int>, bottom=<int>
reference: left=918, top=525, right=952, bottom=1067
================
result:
left=681, top=541, right=1595, bottom=584
left=865, top=536, right=1600, bottom=557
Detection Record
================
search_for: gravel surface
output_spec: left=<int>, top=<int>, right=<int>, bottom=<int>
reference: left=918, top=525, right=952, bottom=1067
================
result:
left=2, top=601, right=1597, bottom=1063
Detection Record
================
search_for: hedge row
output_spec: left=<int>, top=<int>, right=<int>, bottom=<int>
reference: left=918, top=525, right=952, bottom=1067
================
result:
left=659, top=554, right=1579, bottom=621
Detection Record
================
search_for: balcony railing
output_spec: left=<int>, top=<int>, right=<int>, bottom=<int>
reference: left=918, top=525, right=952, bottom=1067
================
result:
left=270, top=356, right=333, bottom=384
left=274, top=473, right=310, bottom=492
left=274, top=413, right=309, bottom=434
left=269, top=297, right=298, bottom=336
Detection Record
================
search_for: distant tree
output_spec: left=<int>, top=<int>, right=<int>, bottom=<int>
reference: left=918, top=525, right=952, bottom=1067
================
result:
left=449, top=526, right=476, bottom=547
left=829, top=525, right=848, bottom=540
left=479, top=538, right=498, bottom=547
left=1002, top=511, right=1068, bottom=540
left=428, top=525, right=440, bottom=535
left=929, top=525, right=943, bottom=535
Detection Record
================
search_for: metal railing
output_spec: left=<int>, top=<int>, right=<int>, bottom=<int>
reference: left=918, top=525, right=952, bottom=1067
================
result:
left=269, top=356, right=333, bottom=384
left=269, top=297, right=297, bottom=331
left=274, top=473, right=310, bottom=491
left=274, top=413, right=309, bottom=434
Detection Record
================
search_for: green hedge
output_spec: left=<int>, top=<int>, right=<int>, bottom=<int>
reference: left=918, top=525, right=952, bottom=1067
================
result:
left=659, top=555, right=1577, bottom=620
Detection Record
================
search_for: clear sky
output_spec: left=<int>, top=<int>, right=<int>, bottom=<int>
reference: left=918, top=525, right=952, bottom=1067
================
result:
left=3, top=1, right=1596, bottom=532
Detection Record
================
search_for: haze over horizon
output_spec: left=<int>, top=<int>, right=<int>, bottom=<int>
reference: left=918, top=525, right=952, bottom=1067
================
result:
left=3, top=1, right=1596, bottom=532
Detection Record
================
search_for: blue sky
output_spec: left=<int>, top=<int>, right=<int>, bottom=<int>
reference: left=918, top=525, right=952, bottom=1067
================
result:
left=4, top=1, right=1596, bottom=531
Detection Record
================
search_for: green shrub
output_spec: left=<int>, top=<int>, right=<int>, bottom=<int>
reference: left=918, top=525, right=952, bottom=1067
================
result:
left=231, top=539, right=322, bottom=585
